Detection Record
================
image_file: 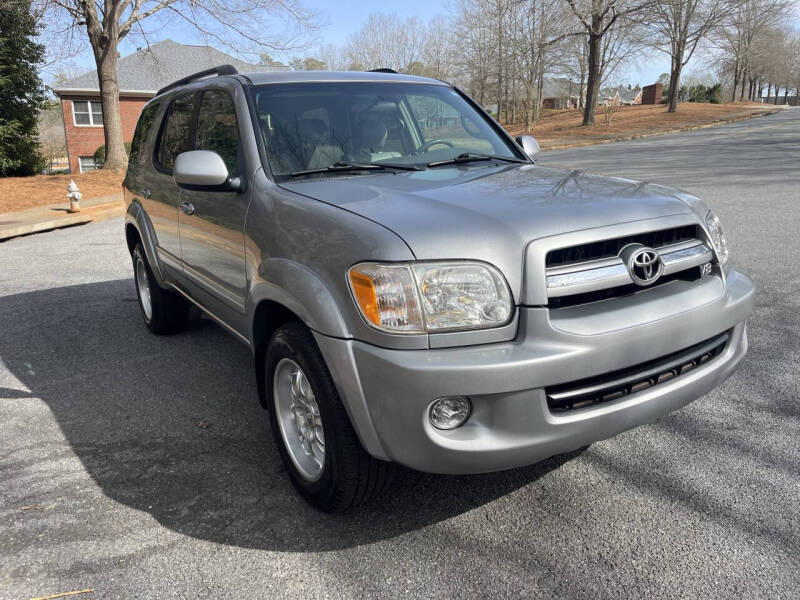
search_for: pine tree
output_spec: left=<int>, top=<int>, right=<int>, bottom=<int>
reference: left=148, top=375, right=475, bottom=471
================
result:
left=0, top=0, right=46, bottom=177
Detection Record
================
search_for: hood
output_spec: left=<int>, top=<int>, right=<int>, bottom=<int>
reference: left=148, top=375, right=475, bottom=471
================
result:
left=282, top=164, right=698, bottom=300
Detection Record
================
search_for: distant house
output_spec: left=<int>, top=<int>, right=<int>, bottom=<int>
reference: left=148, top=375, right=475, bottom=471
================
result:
left=641, top=83, right=663, bottom=105
left=53, top=39, right=287, bottom=174
left=541, top=78, right=581, bottom=109
left=599, top=86, right=642, bottom=106
left=482, top=78, right=582, bottom=116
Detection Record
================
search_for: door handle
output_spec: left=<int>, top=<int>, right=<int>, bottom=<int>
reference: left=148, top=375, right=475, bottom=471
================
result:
left=179, top=201, right=195, bottom=215
left=140, top=188, right=151, bottom=199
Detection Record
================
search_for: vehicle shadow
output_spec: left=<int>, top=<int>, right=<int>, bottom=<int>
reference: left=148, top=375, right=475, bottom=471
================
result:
left=0, top=279, right=583, bottom=552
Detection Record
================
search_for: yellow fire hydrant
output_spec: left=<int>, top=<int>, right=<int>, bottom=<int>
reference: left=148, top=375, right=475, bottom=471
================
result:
left=66, top=180, right=82, bottom=213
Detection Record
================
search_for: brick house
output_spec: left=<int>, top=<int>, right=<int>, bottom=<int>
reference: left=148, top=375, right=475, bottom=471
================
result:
left=54, top=39, right=286, bottom=174
left=641, top=82, right=663, bottom=105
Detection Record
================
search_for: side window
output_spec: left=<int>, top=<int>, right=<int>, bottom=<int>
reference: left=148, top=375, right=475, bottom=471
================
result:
left=195, top=90, right=240, bottom=175
left=129, top=103, right=159, bottom=167
left=157, top=94, right=196, bottom=172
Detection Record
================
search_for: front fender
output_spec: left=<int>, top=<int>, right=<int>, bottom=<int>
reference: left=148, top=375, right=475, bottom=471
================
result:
left=250, top=258, right=350, bottom=339
left=249, top=258, right=390, bottom=459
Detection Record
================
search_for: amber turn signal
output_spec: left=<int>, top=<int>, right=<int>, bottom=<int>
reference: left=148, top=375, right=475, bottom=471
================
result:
left=348, top=269, right=381, bottom=326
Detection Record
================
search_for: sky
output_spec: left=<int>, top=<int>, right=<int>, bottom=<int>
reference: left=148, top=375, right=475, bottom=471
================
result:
left=44, top=0, right=679, bottom=88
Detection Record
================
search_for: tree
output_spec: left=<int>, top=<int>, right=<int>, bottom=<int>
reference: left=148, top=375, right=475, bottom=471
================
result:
left=0, top=0, right=46, bottom=177
left=344, top=14, right=426, bottom=73
left=509, top=0, right=574, bottom=128
left=289, top=56, right=326, bottom=71
left=317, top=43, right=345, bottom=71
left=641, top=0, right=739, bottom=113
left=712, top=0, right=790, bottom=102
left=565, top=0, right=654, bottom=126
left=260, top=54, right=287, bottom=68
left=38, top=100, right=67, bottom=173
left=36, top=0, right=320, bottom=171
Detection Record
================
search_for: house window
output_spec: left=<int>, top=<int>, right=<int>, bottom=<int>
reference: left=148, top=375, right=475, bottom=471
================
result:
left=73, top=100, right=103, bottom=126
left=78, top=156, right=100, bottom=172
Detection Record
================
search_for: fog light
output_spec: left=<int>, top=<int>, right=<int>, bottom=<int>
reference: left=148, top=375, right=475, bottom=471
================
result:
left=700, top=262, right=712, bottom=276
left=429, top=396, right=472, bottom=430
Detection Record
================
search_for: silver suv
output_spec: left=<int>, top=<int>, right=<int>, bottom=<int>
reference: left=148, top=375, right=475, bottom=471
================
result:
left=123, top=66, right=754, bottom=512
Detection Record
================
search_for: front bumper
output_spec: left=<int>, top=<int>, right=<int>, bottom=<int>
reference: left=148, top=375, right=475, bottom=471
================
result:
left=315, top=270, right=755, bottom=474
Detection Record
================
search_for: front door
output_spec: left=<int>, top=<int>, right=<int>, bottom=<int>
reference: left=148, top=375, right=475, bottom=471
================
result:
left=146, top=93, right=197, bottom=274
left=178, top=88, right=249, bottom=315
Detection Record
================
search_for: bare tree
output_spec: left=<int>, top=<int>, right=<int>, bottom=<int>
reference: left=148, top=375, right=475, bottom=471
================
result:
left=711, top=0, right=790, bottom=102
left=453, top=0, right=495, bottom=106
left=344, top=14, right=427, bottom=73
left=317, top=43, right=345, bottom=71
left=422, top=15, right=457, bottom=80
left=641, top=0, right=740, bottom=112
left=35, top=0, right=320, bottom=170
left=510, top=0, right=574, bottom=128
left=564, top=0, right=654, bottom=126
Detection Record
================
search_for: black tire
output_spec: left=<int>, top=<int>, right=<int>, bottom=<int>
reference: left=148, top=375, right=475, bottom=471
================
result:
left=265, top=321, right=392, bottom=512
left=132, top=243, right=190, bottom=335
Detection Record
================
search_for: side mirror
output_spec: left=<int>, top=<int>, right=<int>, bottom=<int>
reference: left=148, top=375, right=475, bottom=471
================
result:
left=173, top=150, right=241, bottom=191
left=515, top=134, right=540, bottom=161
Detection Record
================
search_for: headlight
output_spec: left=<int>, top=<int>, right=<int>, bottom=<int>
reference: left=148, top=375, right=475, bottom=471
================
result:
left=348, top=261, right=513, bottom=333
left=705, top=210, right=729, bottom=267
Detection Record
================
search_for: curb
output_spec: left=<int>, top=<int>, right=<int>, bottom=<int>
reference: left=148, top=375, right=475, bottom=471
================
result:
left=539, top=108, right=781, bottom=151
left=0, top=199, right=124, bottom=242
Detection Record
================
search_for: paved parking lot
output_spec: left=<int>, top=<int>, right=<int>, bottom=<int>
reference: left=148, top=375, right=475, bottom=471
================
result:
left=1, top=109, right=798, bottom=599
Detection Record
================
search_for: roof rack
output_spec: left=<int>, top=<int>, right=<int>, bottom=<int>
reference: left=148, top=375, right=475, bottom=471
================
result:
left=369, top=68, right=398, bottom=74
left=156, top=64, right=239, bottom=96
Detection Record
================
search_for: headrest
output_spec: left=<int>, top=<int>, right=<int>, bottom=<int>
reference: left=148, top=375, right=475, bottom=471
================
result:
left=295, top=118, right=328, bottom=142
left=357, top=117, right=387, bottom=150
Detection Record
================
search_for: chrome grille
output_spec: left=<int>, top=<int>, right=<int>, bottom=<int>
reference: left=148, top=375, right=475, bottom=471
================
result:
left=545, top=227, right=714, bottom=301
left=546, top=225, right=699, bottom=268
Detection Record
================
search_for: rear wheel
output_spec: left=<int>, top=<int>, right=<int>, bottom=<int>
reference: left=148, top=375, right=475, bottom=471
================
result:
left=265, top=321, right=392, bottom=512
left=132, top=243, right=190, bottom=334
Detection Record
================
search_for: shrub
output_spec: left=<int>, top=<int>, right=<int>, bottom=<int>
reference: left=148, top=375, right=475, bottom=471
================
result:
left=93, top=142, right=131, bottom=166
left=706, top=83, right=723, bottom=104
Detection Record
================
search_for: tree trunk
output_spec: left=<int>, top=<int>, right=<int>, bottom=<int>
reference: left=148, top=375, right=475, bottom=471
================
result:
left=582, top=25, right=602, bottom=126
left=667, top=55, right=683, bottom=113
left=87, top=19, right=127, bottom=171
left=739, top=74, right=746, bottom=101
left=496, top=3, right=503, bottom=124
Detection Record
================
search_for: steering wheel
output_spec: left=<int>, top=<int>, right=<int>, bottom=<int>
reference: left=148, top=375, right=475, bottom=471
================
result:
left=417, top=139, right=454, bottom=153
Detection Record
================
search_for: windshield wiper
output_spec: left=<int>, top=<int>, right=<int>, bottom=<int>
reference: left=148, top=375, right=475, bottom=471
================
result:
left=290, top=161, right=422, bottom=178
left=427, top=153, right=527, bottom=168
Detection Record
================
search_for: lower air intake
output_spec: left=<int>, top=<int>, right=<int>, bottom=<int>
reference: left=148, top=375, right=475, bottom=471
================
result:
left=546, top=331, right=729, bottom=413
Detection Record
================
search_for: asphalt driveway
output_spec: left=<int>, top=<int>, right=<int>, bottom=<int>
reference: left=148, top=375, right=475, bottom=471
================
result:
left=1, top=108, right=798, bottom=599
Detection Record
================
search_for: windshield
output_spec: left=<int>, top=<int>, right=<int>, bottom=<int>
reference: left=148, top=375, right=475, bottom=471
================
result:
left=251, top=82, right=521, bottom=178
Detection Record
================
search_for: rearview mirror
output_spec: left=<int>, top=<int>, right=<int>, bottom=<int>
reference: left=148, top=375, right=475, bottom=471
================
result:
left=515, top=135, right=540, bottom=161
left=174, top=150, right=241, bottom=191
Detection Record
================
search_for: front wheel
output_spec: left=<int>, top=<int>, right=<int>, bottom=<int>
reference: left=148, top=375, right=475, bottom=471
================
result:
left=265, top=322, right=392, bottom=512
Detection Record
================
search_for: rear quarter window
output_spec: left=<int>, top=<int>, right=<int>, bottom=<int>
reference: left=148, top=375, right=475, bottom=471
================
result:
left=128, top=103, right=159, bottom=167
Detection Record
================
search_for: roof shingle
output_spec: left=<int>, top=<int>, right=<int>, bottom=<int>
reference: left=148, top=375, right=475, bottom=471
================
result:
left=54, top=39, right=287, bottom=95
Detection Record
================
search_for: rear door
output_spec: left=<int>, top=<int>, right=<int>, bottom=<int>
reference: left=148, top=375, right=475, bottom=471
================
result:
left=145, top=92, right=198, bottom=276
left=177, top=87, right=249, bottom=316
